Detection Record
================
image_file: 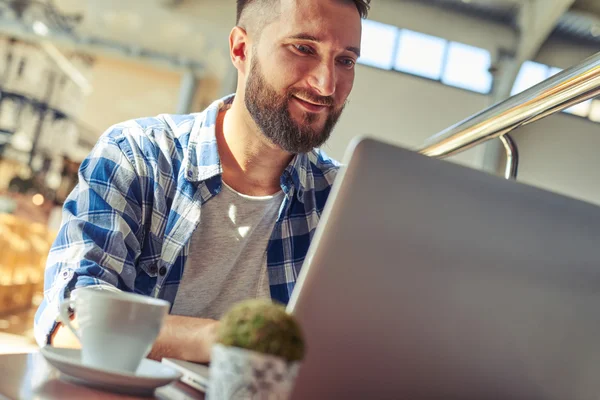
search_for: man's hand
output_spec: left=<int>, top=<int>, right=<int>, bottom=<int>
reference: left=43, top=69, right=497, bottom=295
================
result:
left=51, top=319, right=80, bottom=349
left=147, top=315, right=220, bottom=363
left=52, top=314, right=220, bottom=363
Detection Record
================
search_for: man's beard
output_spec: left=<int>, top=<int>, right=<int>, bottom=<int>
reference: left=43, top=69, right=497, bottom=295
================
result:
left=244, top=56, right=345, bottom=154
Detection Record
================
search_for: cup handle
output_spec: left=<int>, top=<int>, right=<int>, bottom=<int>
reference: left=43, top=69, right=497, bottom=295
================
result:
left=58, top=299, right=82, bottom=345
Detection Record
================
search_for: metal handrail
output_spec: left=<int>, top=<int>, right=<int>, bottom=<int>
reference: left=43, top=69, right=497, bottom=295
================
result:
left=419, top=51, right=600, bottom=159
left=499, top=133, right=518, bottom=180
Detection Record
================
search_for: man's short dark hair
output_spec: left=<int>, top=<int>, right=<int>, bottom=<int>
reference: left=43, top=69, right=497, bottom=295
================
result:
left=236, top=0, right=371, bottom=24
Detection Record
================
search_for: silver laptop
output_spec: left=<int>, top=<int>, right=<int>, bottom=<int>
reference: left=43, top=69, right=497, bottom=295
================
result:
left=161, top=358, right=209, bottom=392
left=287, top=136, right=600, bottom=399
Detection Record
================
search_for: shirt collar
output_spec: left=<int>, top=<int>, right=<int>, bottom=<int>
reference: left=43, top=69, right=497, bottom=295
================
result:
left=281, top=153, right=309, bottom=197
left=185, top=94, right=310, bottom=198
left=184, top=94, right=232, bottom=184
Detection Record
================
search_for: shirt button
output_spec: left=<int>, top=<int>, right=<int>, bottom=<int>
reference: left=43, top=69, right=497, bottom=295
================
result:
left=159, top=266, right=167, bottom=276
left=148, top=264, right=158, bottom=275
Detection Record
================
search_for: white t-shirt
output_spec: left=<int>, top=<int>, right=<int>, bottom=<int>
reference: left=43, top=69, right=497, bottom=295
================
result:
left=170, top=182, right=284, bottom=319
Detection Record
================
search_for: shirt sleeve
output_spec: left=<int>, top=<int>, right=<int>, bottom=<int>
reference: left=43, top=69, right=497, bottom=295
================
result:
left=34, top=128, right=146, bottom=347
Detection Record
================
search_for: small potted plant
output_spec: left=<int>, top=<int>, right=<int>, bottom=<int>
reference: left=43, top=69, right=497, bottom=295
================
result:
left=207, top=299, right=305, bottom=400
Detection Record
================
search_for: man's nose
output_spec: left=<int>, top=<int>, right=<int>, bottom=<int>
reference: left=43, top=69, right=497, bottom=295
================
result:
left=307, top=61, right=336, bottom=97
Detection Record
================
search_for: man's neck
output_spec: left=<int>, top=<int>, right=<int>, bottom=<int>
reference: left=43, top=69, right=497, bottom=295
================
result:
left=216, top=98, right=293, bottom=197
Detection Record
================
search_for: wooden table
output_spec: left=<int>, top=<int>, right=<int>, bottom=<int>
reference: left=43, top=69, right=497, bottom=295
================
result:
left=0, top=352, right=206, bottom=399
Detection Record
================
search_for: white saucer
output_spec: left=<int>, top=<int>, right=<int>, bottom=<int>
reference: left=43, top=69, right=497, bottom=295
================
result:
left=40, top=346, right=183, bottom=396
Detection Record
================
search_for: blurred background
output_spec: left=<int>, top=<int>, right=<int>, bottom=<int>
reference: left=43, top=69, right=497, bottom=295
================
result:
left=0, top=0, right=598, bottom=352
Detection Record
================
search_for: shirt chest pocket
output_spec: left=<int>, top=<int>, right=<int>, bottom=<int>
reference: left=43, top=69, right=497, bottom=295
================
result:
left=133, top=259, right=158, bottom=297
left=138, top=259, right=159, bottom=277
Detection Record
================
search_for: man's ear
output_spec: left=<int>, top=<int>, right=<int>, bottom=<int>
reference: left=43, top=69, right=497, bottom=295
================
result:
left=229, top=26, right=249, bottom=75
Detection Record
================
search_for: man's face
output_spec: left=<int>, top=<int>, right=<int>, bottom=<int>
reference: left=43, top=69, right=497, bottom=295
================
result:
left=244, top=0, right=362, bottom=154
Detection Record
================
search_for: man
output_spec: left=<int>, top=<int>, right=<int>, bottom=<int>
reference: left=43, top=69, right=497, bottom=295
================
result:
left=34, top=0, right=369, bottom=363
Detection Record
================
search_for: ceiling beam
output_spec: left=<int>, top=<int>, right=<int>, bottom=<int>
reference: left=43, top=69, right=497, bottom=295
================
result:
left=493, top=0, right=575, bottom=100
left=517, top=0, right=576, bottom=60
left=0, top=19, right=206, bottom=77
left=482, top=0, right=575, bottom=176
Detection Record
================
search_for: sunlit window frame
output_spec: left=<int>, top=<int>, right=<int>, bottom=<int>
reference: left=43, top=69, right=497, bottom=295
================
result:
left=358, top=22, right=493, bottom=95
left=356, top=20, right=599, bottom=125
left=513, top=62, right=599, bottom=123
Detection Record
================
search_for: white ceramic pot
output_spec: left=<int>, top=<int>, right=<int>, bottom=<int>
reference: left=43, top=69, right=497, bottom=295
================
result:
left=207, top=344, right=301, bottom=400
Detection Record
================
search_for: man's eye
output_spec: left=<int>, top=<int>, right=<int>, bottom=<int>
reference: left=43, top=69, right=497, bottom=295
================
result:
left=339, top=58, right=356, bottom=68
left=294, top=44, right=313, bottom=54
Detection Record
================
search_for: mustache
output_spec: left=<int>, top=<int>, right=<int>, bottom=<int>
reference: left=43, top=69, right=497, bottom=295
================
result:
left=288, top=89, right=335, bottom=107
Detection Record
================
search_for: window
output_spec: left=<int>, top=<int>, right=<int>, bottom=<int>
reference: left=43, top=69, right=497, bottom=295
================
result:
left=548, top=66, right=563, bottom=78
left=358, top=20, right=398, bottom=70
left=441, top=42, right=492, bottom=94
left=589, top=100, right=600, bottom=123
left=394, top=30, right=446, bottom=80
left=564, top=99, right=592, bottom=118
left=546, top=67, right=591, bottom=118
left=356, top=21, right=532, bottom=99
left=511, top=61, right=549, bottom=96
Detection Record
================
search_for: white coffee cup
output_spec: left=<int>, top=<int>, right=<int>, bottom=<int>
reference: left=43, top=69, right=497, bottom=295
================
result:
left=57, top=287, right=170, bottom=373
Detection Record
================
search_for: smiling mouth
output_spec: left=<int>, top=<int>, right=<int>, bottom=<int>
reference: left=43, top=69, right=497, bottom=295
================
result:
left=292, top=95, right=330, bottom=113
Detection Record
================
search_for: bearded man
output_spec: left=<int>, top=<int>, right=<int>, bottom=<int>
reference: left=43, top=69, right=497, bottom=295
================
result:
left=35, top=0, right=370, bottom=363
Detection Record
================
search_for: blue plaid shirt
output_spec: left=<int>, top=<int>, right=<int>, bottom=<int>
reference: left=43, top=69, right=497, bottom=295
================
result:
left=34, top=95, right=340, bottom=346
